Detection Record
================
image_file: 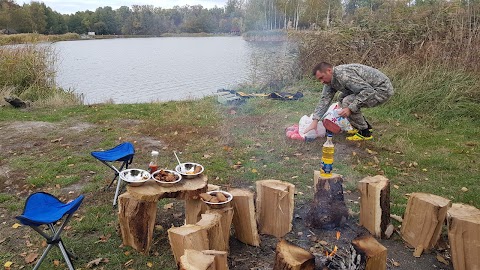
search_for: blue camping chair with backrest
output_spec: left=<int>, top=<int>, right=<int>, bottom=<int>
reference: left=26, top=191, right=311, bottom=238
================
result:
left=90, top=142, right=135, bottom=206
left=16, top=192, right=84, bottom=270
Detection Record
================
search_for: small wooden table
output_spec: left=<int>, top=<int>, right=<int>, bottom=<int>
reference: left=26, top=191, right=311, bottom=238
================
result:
left=118, top=175, right=208, bottom=253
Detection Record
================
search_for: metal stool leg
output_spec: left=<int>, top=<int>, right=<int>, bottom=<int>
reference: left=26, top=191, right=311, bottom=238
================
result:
left=58, top=240, right=75, bottom=270
left=113, top=177, right=123, bottom=206
left=33, top=244, right=54, bottom=270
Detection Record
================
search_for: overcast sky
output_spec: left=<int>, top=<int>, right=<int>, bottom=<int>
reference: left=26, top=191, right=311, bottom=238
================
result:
left=16, top=0, right=228, bottom=14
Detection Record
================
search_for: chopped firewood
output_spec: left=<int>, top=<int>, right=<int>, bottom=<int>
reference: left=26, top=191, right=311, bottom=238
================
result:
left=206, top=207, right=234, bottom=251
left=196, top=213, right=227, bottom=251
left=273, top=239, right=315, bottom=270
left=447, top=203, right=480, bottom=270
left=168, top=224, right=209, bottom=263
left=202, top=250, right=229, bottom=270
left=358, top=175, right=390, bottom=238
left=401, top=193, right=451, bottom=251
left=352, top=235, right=387, bottom=270
left=256, top=180, right=295, bottom=237
left=228, top=188, right=260, bottom=247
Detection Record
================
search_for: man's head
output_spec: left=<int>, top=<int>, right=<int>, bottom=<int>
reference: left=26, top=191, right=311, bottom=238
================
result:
left=312, top=62, right=333, bottom=85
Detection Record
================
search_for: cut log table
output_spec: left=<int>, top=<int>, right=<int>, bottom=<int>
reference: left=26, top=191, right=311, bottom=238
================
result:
left=118, top=174, right=208, bottom=253
left=401, top=193, right=451, bottom=252
left=447, top=203, right=480, bottom=270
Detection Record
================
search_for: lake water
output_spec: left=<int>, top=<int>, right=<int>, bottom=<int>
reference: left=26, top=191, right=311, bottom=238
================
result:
left=53, top=37, right=297, bottom=104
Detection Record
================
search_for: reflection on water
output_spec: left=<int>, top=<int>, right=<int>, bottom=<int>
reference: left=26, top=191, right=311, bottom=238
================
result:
left=53, top=37, right=298, bottom=104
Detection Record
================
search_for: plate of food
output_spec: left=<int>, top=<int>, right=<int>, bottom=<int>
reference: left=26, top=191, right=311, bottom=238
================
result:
left=119, top=169, right=151, bottom=187
left=199, top=190, right=233, bottom=208
left=175, top=162, right=204, bottom=179
left=151, top=169, right=182, bottom=186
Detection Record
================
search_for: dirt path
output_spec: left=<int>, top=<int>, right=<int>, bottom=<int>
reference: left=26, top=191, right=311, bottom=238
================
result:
left=0, top=119, right=453, bottom=269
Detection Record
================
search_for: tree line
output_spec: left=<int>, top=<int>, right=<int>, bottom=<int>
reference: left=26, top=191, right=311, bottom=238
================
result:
left=0, top=0, right=479, bottom=35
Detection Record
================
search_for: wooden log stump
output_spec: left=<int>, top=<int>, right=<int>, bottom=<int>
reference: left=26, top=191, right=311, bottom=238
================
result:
left=447, top=203, right=480, bottom=270
left=307, top=173, right=348, bottom=230
left=179, top=249, right=215, bottom=270
left=185, top=197, right=208, bottom=224
left=196, top=212, right=227, bottom=251
left=273, top=239, right=315, bottom=270
left=352, top=235, right=387, bottom=270
left=256, top=180, right=295, bottom=238
left=228, top=188, right=260, bottom=246
left=358, top=175, right=390, bottom=238
left=118, top=192, right=158, bottom=254
left=401, top=193, right=451, bottom=251
left=202, top=250, right=229, bottom=270
left=206, top=207, right=234, bottom=251
left=168, top=224, right=209, bottom=263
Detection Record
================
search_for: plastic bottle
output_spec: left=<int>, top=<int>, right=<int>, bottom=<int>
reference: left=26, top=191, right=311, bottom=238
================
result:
left=320, top=134, right=334, bottom=177
left=149, top=151, right=159, bottom=173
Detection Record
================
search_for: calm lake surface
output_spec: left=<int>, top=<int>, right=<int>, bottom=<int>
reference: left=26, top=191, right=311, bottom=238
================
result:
left=53, top=37, right=297, bottom=104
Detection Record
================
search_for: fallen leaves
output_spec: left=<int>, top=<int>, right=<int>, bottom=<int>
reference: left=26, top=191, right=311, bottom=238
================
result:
left=163, top=203, right=174, bottom=210
left=461, top=187, right=469, bottom=192
left=25, top=253, right=38, bottom=264
left=86, top=258, right=109, bottom=268
left=12, top=223, right=21, bottom=229
left=436, top=254, right=449, bottom=265
left=50, top=137, right=63, bottom=143
left=4, top=261, right=13, bottom=268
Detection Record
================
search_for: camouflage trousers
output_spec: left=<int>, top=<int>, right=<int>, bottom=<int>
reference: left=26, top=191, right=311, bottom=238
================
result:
left=341, top=94, right=389, bottom=130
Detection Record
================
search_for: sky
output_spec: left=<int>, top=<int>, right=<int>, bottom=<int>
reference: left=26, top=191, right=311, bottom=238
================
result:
left=16, top=0, right=228, bottom=14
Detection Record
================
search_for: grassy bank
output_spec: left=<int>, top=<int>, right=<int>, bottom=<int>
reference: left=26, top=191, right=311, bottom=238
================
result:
left=0, top=63, right=478, bottom=268
left=0, top=44, right=82, bottom=106
left=0, top=33, right=80, bottom=46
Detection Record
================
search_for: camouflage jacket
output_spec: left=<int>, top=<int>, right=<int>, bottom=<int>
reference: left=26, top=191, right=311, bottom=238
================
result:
left=312, top=64, right=394, bottom=120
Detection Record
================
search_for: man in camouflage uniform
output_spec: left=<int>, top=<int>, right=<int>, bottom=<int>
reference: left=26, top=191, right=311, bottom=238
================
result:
left=305, top=62, right=394, bottom=140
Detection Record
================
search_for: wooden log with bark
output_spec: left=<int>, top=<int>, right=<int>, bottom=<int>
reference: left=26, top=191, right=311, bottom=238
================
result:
left=196, top=212, right=227, bottom=251
left=179, top=250, right=228, bottom=270
left=202, top=250, right=229, bottom=270
left=228, top=188, right=260, bottom=246
left=307, top=173, right=348, bottom=230
left=352, top=235, right=387, bottom=270
left=401, top=193, right=451, bottom=251
left=205, top=207, right=234, bottom=251
left=118, top=192, right=158, bottom=254
left=447, top=203, right=480, bottom=270
left=358, top=175, right=390, bottom=238
left=256, top=179, right=295, bottom=238
left=273, top=239, right=315, bottom=270
left=168, top=224, right=209, bottom=263
left=179, top=249, right=215, bottom=270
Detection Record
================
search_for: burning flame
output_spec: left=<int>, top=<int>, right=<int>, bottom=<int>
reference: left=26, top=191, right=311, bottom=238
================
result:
left=326, top=245, right=338, bottom=258
left=336, top=231, right=341, bottom=240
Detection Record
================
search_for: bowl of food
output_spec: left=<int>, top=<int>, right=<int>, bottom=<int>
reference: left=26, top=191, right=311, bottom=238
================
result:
left=199, top=190, right=233, bottom=208
left=175, top=162, right=204, bottom=179
left=151, top=169, right=182, bottom=186
left=119, top=169, right=151, bottom=187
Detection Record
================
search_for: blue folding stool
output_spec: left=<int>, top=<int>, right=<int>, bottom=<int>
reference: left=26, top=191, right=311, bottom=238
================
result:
left=90, top=142, right=135, bottom=206
left=16, top=192, right=84, bottom=270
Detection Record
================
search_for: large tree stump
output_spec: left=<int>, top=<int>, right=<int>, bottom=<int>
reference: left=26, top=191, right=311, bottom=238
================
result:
left=228, top=188, right=260, bottom=246
left=401, top=193, right=451, bottom=251
left=352, top=235, right=387, bottom=270
left=307, top=173, right=348, bottom=230
left=118, top=192, right=158, bottom=254
left=196, top=212, right=227, bottom=251
left=185, top=189, right=209, bottom=224
left=168, top=224, right=209, bottom=263
left=206, top=207, right=234, bottom=251
left=179, top=249, right=216, bottom=270
left=256, top=180, right=295, bottom=238
left=358, top=175, right=390, bottom=238
left=273, top=239, right=315, bottom=270
left=447, top=203, right=480, bottom=270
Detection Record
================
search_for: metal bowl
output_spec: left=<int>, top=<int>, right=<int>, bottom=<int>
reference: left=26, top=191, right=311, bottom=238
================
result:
left=119, top=169, right=150, bottom=187
left=201, top=190, right=233, bottom=209
left=175, top=162, right=204, bottom=179
left=151, top=169, right=182, bottom=186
